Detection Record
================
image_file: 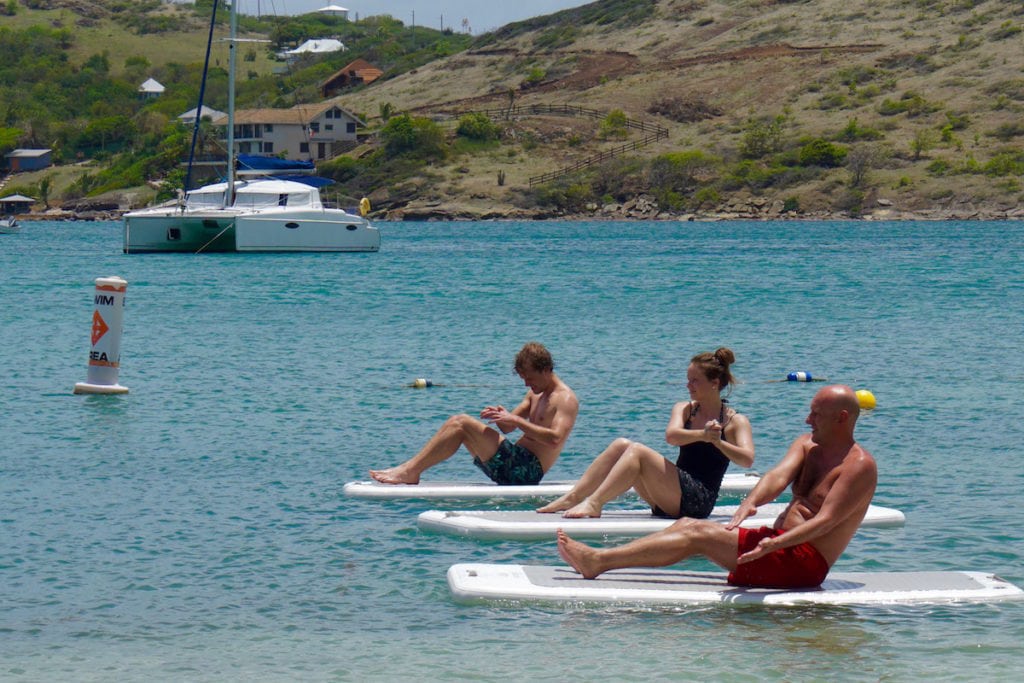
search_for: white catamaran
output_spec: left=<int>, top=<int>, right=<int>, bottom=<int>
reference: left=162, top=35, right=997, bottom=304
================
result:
left=122, top=2, right=379, bottom=254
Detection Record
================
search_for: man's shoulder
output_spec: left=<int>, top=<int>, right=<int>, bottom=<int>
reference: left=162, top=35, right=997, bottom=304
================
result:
left=555, top=380, right=579, bottom=404
left=848, top=442, right=878, bottom=471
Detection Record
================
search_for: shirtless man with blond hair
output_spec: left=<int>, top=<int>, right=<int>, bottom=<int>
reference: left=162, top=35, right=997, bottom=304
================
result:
left=370, top=342, right=579, bottom=486
left=557, top=385, right=877, bottom=588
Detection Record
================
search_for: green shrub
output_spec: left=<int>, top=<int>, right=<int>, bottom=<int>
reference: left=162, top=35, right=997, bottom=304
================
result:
left=782, top=196, right=800, bottom=212
left=318, top=155, right=362, bottom=183
left=599, top=109, right=629, bottom=139
left=721, top=159, right=816, bottom=190
left=524, top=67, right=546, bottom=86
left=834, top=65, right=882, bottom=87
left=992, top=21, right=1022, bottom=40
left=379, top=114, right=446, bottom=160
left=878, top=92, right=940, bottom=117
left=926, top=159, right=951, bottom=176
left=944, top=111, right=971, bottom=130
left=837, top=118, right=883, bottom=142
left=990, top=122, right=1024, bottom=141
left=456, top=112, right=501, bottom=141
left=984, top=151, right=1024, bottom=176
left=833, top=189, right=864, bottom=214
left=654, top=189, right=687, bottom=210
left=739, top=115, right=786, bottom=159
left=531, top=181, right=595, bottom=211
left=647, top=150, right=720, bottom=192
left=693, top=187, right=720, bottom=207
left=534, top=25, right=577, bottom=50
left=986, top=79, right=1024, bottom=102
left=818, top=92, right=849, bottom=110
left=798, top=139, right=848, bottom=167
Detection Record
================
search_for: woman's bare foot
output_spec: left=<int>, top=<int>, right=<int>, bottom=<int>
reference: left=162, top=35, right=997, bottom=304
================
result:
left=562, top=498, right=603, bottom=518
left=536, top=492, right=580, bottom=513
left=368, top=467, right=419, bottom=485
left=557, top=529, right=602, bottom=579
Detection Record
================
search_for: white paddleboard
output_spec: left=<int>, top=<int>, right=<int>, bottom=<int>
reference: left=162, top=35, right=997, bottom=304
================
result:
left=418, top=503, right=906, bottom=540
left=448, top=563, right=1024, bottom=606
left=344, top=472, right=761, bottom=500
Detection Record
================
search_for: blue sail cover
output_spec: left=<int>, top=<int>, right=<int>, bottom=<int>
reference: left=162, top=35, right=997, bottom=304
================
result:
left=235, top=155, right=334, bottom=187
left=237, top=154, right=316, bottom=172
left=275, top=175, right=335, bottom=188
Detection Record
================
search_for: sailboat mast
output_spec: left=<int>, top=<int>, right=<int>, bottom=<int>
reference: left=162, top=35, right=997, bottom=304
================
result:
left=226, top=0, right=237, bottom=206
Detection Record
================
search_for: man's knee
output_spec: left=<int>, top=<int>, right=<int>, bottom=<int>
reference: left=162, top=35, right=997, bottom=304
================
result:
left=667, top=517, right=714, bottom=535
left=445, top=413, right=476, bottom=431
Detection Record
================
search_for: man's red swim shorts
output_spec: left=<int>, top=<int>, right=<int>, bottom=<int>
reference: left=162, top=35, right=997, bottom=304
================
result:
left=727, top=526, right=830, bottom=588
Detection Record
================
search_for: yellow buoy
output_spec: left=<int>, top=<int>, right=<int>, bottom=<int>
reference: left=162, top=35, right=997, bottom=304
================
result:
left=359, top=197, right=371, bottom=217
left=856, top=389, right=877, bottom=410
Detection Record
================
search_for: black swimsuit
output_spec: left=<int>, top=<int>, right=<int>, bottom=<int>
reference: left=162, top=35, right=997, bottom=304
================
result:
left=652, top=401, right=731, bottom=519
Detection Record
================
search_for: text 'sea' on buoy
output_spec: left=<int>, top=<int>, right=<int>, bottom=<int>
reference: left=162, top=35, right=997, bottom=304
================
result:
left=410, top=378, right=434, bottom=389
left=787, top=371, right=814, bottom=382
left=856, top=389, right=877, bottom=410
left=74, top=276, right=129, bottom=395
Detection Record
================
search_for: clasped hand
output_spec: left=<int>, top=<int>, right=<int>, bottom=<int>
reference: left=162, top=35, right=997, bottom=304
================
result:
left=481, top=405, right=515, bottom=427
left=703, top=419, right=723, bottom=442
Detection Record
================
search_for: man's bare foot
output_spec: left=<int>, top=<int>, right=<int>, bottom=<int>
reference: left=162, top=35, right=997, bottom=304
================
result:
left=368, top=467, right=420, bottom=485
left=557, top=529, right=602, bottom=579
left=562, top=498, right=603, bottom=518
left=536, top=493, right=579, bottom=514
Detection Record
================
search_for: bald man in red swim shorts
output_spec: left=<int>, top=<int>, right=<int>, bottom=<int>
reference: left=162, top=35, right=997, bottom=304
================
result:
left=556, top=385, right=878, bottom=589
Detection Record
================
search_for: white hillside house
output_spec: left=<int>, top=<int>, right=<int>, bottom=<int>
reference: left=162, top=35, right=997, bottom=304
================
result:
left=214, top=100, right=364, bottom=161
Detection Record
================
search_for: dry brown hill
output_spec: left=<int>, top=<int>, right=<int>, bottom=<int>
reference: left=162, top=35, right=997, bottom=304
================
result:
left=336, top=0, right=1024, bottom=220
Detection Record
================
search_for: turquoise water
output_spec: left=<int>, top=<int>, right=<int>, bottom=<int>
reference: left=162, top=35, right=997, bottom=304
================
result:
left=2, top=219, right=1023, bottom=681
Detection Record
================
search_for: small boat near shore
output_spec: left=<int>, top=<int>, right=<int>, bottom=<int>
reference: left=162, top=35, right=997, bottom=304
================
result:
left=0, top=215, right=20, bottom=234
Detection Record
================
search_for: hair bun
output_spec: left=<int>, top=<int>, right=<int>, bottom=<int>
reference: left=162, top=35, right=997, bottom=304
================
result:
left=714, top=347, right=735, bottom=367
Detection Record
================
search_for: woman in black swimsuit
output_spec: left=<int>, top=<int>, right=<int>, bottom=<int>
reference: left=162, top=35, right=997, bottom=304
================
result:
left=537, top=348, right=755, bottom=519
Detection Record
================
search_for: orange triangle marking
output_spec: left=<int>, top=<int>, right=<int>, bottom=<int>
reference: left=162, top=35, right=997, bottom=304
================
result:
left=91, top=311, right=109, bottom=346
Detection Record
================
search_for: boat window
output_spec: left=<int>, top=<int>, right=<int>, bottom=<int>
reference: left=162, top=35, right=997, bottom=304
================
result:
left=279, top=194, right=288, bottom=206
left=235, top=193, right=277, bottom=209
left=187, top=191, right=227, bottom=209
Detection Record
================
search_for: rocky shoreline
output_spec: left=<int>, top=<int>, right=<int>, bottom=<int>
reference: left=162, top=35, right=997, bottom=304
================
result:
left=380, top=194, right=1024, bottom=222
left=16, top=194, right=1024, bottom=223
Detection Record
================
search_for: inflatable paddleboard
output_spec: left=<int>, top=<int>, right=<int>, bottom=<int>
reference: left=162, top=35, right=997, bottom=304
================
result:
left=344, top=472, right=761, bottom=500
left=448, top=564, right=1024, bottom=606
left=418, top=503, right=906, bottom=540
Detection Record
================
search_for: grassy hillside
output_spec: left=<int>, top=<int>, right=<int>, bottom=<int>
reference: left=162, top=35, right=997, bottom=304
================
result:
left=1, top=0, right=469, bottom=206
left=2, top=2, right=277, bottom=77
left=4, top=0, right=1022, bottom=219
left=332, top=0, right=1024, bottom=218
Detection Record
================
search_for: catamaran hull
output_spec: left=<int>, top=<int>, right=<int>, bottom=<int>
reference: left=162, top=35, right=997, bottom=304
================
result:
left=123, top=211, right=380, bottom=253
left=234, top=213, right=379, bottom=252
left=123, top=212, right=238, bottom=253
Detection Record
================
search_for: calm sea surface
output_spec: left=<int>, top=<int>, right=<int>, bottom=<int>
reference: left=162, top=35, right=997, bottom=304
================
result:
left=2, top=219, right=1022, bottom=681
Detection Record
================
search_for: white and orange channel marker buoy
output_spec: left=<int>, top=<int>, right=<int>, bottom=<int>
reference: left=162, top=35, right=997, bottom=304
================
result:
left=73, top=276, right=129, bottom=395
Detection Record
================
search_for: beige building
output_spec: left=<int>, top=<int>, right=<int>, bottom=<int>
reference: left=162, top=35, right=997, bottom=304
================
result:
left=214, top=100, right=365, bottom=161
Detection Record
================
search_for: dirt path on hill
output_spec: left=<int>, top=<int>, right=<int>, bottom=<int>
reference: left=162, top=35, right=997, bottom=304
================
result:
left=423, top=42, right=883, bottom=113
